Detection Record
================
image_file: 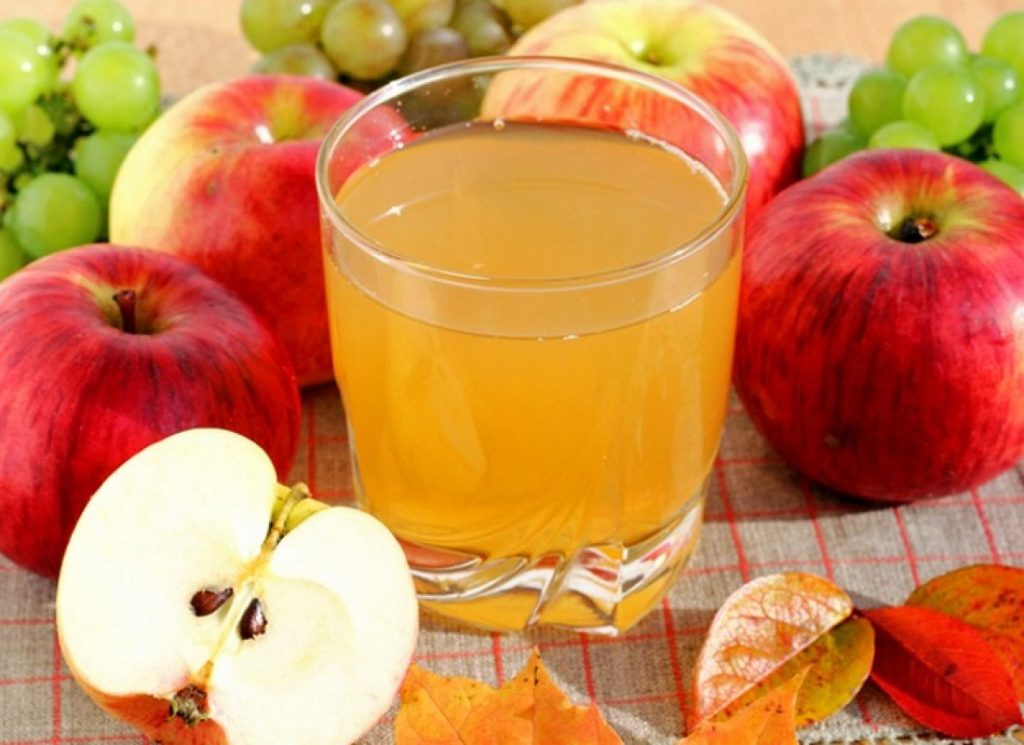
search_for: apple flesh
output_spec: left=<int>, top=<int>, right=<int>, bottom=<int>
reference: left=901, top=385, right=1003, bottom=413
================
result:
left=734, top=150, right=1024, bottom=500
left=57, top=428, right=419, bottom=745
left=0, top=245, right=301, bottom=576
left=496, top=0, right=805, bottom=220
left=109, top=75, right=371, bottom=386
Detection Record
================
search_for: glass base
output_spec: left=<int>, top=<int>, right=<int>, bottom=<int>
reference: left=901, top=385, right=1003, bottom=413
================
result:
left=406, top=489, right=706, bottom=635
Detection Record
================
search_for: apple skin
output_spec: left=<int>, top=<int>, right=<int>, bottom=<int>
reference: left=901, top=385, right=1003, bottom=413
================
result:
left=0, top=245, right=301, bottom=576
left=498, top=0, right=805, bottom=219
left=734, top=150, right=1024, bottom=501
left=109, top=75, right=365, bottom=386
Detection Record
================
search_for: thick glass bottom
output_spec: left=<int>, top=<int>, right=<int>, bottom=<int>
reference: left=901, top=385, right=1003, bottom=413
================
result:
left=402, top=488, right=706, bottom=635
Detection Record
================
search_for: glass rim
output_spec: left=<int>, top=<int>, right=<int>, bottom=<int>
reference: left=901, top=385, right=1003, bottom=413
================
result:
left=315, top=55, right=748, bottom=290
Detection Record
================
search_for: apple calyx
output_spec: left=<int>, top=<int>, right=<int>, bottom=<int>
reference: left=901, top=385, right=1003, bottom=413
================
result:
left=888, top=214, right=939, bottom=244
left=112, top=289, right=138, bottom=333
left=169, top=684, right=213, bottom=727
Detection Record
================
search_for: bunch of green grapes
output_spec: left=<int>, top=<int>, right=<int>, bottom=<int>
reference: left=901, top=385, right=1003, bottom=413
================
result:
left=804, top=11, right=1024, bottom=195
left=0, top=0, right=161, bottom=280
left=241, top=0, right=578, bottom=89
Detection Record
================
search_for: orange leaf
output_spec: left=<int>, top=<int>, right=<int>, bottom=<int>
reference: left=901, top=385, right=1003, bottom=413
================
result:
left=677, top=667, right=808, bottom=745
left=394, top=649, right=623, bottom=745
left=394, top=665, right=499, bottom=744
left=907, top=564, right=1024, bottom=699
left=689, top=572, right=853, bottom=728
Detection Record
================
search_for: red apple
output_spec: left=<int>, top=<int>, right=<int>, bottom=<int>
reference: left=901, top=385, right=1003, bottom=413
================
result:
left=57, top=429, right=418, bottom=745
left=734, top=150, right=1024, bottom=501
left=109, top=75, right=380, bottom=386
left=0, top=245, right=301, bottom=576
left=495, top=0, right=805, bottom=219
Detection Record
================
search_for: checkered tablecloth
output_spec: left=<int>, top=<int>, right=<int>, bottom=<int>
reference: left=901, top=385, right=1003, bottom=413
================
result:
left=3, top=385, right=1024, bottom=744
left=3, top=56, right=1024, bottom=745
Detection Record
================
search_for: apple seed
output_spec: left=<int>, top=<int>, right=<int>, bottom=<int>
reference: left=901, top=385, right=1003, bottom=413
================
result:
left=239, top=597, right=267, bottom=640
left=189, top=587, right=233, bottom=617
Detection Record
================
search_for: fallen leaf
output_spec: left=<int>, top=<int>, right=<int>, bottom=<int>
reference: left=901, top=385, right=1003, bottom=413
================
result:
left=711, top=615, right=874, bottom=727
left=907, top=564, right=1024, bottom=699
left=689, top=572, right=854, bottom=728
left=678, top=667, right=808, bottom=745
left=394, top=649, right=622, bottom=745
left=394, top=665, right=499, bottom=744
left=864, top=605, right=1024, bottom=738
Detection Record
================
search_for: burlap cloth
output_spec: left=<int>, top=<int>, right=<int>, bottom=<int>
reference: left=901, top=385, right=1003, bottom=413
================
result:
left=1, top=44, right=1023, bottom=745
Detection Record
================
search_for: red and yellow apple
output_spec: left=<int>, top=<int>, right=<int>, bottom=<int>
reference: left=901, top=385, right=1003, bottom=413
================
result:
left=734, top=150, right=1024, bottom=500
left=110, top=75, right=370, bottom=386
left=0, top=245, right=301, bottom=576
left=495, top=0, right=805, bottom=219
left=57, top=428, right=418, bottom=745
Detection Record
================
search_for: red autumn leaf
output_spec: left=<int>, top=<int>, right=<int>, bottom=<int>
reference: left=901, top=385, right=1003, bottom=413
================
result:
left=677, top=667, right=808, bottom=745
left=864, top=605, right=1024, bottom=738
left=907, top=564, right=1024, bottom=699
left=689, top=572, right=854, bottom=728
left=394, top=648, right=622, bottom=745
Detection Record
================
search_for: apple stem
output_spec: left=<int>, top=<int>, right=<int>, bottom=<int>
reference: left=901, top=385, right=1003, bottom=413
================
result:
left=112, top=289, right=137, bottom=333
left=890, top=215, right=938, bottom=244
left=264, top=483, right=312, bottom=552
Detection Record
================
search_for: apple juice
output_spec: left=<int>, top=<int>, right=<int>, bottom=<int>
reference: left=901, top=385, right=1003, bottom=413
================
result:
left=323, top=121, right=741, bottom=631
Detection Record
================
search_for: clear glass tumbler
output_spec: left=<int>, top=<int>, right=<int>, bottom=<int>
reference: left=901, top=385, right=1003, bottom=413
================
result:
left=316, top=56, right=746, bottom=634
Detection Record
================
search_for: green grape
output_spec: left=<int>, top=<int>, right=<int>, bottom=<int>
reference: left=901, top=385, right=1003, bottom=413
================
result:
left=867, top=120, right=940, bottom=150
left=0, top=112, right=20, bottom=172
left=450, top=0, right=512, bottom=57
left=848, top=69, right=907, bottom=137
left=398, top=27, right=469, bottom=75
left=982, top=11, right=1024, bottom=82
left=496, top=0, right=578, bottom=30
left=0, top=30, right=54, bottom=115
left=321, top=0, right=408, bottom=81
left=253, top=44, right=338, bottom=80
left=0, top=18, right=59, bottom=88
left=902, top=65, right=984, bottom=146
left=981, top=158, right=1024, bottom=196
left=72, top=41, right=160, bottom=131
left=63, top=0, right=135, bottom=48
left=885, top=15, right=968, bottom=78
left=0, top=18, right=52, bottom=48
left=15, top=105, right=56, bottom=147
left=802, top=123, right=865, bottom=177
left=389, top=0, right=455, bottom=35
left=0, top=228, right=28, bottom=280
left=73, top=130, right=137, bottom=203
left=9, top=173, right=102, bottom=258
left=241, top=0, right=333, bottom=53
left=993, top=103, right=1024, bottom=167
left=971, top=56, right=1019, bottom=123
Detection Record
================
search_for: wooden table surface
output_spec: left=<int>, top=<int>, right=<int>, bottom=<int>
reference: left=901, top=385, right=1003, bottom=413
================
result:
left=0, top=0, right=1017, bottom=98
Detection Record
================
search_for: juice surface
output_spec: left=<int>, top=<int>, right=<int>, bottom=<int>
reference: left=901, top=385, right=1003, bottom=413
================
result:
left=324, top=120, right=739, bottom=579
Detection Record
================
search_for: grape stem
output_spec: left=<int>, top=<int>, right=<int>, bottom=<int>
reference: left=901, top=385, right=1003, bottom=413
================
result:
left=112, top=289, right=137, bottom=333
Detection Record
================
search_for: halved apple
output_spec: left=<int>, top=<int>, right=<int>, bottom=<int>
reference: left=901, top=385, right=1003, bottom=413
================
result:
left=56, top=428, right=418, bottom=745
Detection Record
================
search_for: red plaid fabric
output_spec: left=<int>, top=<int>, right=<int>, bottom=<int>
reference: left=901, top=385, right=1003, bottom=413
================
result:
left=4, top=386, right=1020, bottom=744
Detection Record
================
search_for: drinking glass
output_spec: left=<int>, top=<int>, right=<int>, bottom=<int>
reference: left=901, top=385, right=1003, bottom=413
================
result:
left=316, top=56, right=746, bottom=634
